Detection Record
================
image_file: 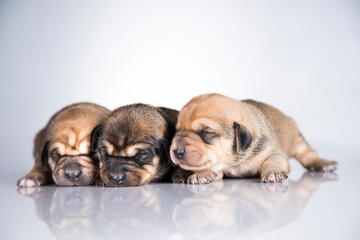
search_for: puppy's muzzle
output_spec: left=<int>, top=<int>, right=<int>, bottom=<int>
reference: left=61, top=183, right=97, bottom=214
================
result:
left=64, top=162, right=82, bottom=183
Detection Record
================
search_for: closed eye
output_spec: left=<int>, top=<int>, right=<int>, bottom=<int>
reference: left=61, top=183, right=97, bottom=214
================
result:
left=134, top=151, right=145, bottom=158
left=50, top=149, right=91, bottom=162
left=102, top=150, right=152, bottom=162
left=134, top=150, right=152, bottom=163
left=198, top=128, right=220, bottom=144
left=50, top=149, right=60, bottom=162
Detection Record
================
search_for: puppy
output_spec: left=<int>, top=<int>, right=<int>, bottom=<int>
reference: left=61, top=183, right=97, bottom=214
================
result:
left=91, top=103, right=178, bottom=187
left=170, top=93, right=338, bottom=184
left=17, top=103, right=110, bottom=187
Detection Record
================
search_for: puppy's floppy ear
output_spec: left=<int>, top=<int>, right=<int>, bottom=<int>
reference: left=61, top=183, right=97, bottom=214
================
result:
left=41, top=141, right=50, bottom=168
left=90, top=125, right=102, bottom=151
left=157, top=107, right=179, bottom=139
left=157, top=107, right=178, bottom=126
left=233, top=122, right=252, bottom=153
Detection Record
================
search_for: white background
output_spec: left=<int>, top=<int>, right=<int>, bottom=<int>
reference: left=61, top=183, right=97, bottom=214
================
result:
left=0, top=0, right=359, bottom=174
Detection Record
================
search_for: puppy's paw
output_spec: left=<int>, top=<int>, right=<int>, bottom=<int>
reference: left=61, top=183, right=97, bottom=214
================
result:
left=172, top=174, right=187, bottom=184
left=95, top=178, right=106, bottom=187
left=172, top=169, right=192, bottom=184
left=17, top=173, right=46, bottom=188
left=261, top=171, right=288, bottom=183
left=306, top=159, right=338, bottom=172
left=187, top=171, right=217, bottom=185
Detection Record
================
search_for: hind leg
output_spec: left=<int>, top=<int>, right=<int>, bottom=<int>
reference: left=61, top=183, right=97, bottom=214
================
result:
left=291, top=134, right=338, bottom=172
left=260, top=151, right=290, bottom=183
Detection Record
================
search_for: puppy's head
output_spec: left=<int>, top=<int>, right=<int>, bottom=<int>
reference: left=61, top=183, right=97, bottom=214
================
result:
left=42, top=103, right=110, bottom=186
left=91, top=104, right=177, bottom=187
left=170, top=94, right=252, bottom=171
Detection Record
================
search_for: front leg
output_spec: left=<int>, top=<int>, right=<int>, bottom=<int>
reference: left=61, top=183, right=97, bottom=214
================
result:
left=187, top=169, right=223, bottom=184
left=260, top=152, right=290, bottom=183
left=172, top=168, right=193, bottom=184
left=95, top=176, right=106, bottom=187
left=17, top=162, right=52, bottom=188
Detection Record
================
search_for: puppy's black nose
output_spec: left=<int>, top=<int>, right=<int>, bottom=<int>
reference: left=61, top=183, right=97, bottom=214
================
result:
left=64, top=163, right=82, bottom=182
left=174, top=148, right=185, bottom=160
left=110, top=173, right=126, bottom=185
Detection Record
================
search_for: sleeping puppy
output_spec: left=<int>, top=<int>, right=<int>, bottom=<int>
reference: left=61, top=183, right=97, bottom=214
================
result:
left=170, top=93, right=338, bottom=184
left=90, top=103, right=178, bottom=187
left=17, top=103, right=110, bottom=187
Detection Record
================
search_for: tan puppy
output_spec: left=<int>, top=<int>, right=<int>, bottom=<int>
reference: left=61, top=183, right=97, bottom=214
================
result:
left=17, top=103, right=110, bottom=187
left=170, top=93, right=338, bottom=184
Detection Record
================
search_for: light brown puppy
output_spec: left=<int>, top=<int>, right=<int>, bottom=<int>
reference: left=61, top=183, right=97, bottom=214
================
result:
left=17, top=103, right=110, bottom=187
left=170, top=93, right=338, bottom=184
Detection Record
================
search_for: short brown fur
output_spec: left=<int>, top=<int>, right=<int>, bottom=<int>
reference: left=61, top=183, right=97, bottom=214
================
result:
left=171, top=93, right=337, bottom=184
left=92, top=104, right=178, bottom=187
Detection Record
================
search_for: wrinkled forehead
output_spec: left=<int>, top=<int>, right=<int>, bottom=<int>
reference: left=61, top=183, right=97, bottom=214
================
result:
left=101, top=125, right=160, bottom=154
left=177, top=104, right=230, bottom=132
left=177, top=99, right=232, bottom=129
left=178, top=118, right=227, bottom=133
left=102, top=112, right=166, bottom=146
left=49, top=128, right=91, bottom=155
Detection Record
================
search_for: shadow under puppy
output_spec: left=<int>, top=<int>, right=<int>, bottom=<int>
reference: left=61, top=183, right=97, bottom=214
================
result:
left=170, top=93, right=338, bottom=184
left=91, top=103, right=178, bottom=187
left=17, top=103, right=110, bottom=187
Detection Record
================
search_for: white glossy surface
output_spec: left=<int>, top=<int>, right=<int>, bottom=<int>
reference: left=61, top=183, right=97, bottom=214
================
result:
left=1, top=148, right=359, bottom=240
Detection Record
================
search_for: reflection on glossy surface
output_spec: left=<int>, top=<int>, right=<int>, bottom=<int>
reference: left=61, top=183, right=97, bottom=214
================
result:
left=18, top=172, right=337, bottom=240
left=173, top=172, right=337, bottom=240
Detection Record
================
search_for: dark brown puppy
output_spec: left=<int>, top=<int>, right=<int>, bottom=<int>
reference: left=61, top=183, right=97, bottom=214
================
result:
left=17, top=103, right=110, bottom=187
left=91, top=103, right=178, bottom=187
left=170, top=93, right=338, bottom=184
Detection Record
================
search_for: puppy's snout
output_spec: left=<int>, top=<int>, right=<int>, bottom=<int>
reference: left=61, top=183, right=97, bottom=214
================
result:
left=64, top=163, right=82, bottom=182
left=173, top=148, right=185, bottom=160
left=109, top=172, right=126, bottom=185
